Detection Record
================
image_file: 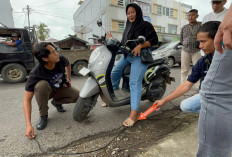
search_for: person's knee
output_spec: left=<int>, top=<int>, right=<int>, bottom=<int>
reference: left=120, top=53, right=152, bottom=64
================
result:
left=180, top=100, right=190, bottom=112
left=73, top=90, right=80, bottom=101
left=34, top=80, right=52, bottom=95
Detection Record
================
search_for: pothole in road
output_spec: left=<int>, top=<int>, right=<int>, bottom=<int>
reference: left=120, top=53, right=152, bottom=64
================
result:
left=37, top=108, right=198, bottom=157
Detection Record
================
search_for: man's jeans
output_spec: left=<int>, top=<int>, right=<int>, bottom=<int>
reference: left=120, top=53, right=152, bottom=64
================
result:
left=111, top=53, right=148, bottom=111
left=180, top=93, right=201, bottom=113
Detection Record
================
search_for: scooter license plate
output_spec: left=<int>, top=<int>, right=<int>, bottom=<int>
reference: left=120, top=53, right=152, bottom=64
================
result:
left=79, top=67, right=91, bottom=76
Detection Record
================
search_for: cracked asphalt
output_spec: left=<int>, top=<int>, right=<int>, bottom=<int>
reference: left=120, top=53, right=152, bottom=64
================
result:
left=0, top=65, right=199, bottom=157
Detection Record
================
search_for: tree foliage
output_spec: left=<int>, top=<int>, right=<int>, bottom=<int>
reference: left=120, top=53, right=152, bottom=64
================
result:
left=35, top=23, right=50, bottom=41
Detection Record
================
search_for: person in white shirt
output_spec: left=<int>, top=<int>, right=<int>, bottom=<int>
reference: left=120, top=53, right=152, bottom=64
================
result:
left=201, top=0, right=228, bottom=55
left=202, top=0, right=228, bottom=24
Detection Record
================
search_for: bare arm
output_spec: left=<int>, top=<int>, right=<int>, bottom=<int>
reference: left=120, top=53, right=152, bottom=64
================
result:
left=155, top=81, right=194, bottom=109
left=65, top=63, right=72, bottom=86
left=180, top=28, right=183, bottom=45
left=65, top=63, right=71, bottom=81
left=2, top=41, right=17, bottom=46
left=23, top=91, right=35, bottom=140
left=214, top=3, right=232, bottom=53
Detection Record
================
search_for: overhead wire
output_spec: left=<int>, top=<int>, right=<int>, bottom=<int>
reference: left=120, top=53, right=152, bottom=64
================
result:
left=32, top=9, right=73, bottom=19
left=31, top=0, right=64, bottom=8
left=32, top=11, right=73, bottom=20
left=32, top=13, right=71, bottom=27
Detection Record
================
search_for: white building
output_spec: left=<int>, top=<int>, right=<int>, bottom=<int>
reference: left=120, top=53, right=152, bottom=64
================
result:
left=0, top=0, right=14, bottom=28
left=73, top=0, right=192, bottom=44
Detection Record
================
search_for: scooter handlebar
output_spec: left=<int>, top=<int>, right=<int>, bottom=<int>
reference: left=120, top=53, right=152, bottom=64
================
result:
left=119, top=46, right=131, bottom=54
left=93, top=34, right=100, bottom=38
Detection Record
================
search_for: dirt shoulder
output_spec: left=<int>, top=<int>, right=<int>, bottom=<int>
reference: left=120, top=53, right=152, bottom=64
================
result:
left=37, top=106, right=199, bottom=157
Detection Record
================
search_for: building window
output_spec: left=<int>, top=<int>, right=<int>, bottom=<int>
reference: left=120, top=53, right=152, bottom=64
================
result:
left=173, top=9, right=178, bottom=18
left=153, top=4, right=162, bottom=14
left=166, top=8, right=169, bottom=16
left=170, top=8, right=173, bottom=17
left=118, top=0, right=124, bottom=6
left=182, top=11, right=188, bottom=19
left=162, top=7, right=166, bottom=15
left=186, top=12, right=189, bottom=19
left=157, top=26, right=162, bottom=33
left=154, top=26, right=164, bottom=33
left=112, top=20, right=124, bottom=32
left=125, top=0, right=131, bottom=6
left=157, top=5, right=162, bottom=14
left=162, top=27, right=165, bottom=33
left=111, top=0, right=124, bottom=7
left=118, top=21, right=124, bottom=32
left=168, top=24, right=177, bottom=34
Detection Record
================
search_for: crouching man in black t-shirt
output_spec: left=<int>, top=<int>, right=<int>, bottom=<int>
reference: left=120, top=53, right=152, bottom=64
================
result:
left=23, top=42, right=79, bottom=140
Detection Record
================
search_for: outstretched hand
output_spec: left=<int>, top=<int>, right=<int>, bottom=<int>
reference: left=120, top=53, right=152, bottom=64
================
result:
left=25, top=125, right=35, bottom=140
left=154, top=99, right=166, bottom=110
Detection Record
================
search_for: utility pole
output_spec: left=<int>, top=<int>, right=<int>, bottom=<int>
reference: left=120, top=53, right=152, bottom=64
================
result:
left=26, top=5, right=30, bottom=28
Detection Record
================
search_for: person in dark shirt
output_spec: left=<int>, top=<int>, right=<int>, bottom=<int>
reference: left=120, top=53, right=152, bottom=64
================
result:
left=154, top=21, right=221, bottom=112
left=23, top=42, right=79, bottom=140
left=105, top=3, right=158, bottom=127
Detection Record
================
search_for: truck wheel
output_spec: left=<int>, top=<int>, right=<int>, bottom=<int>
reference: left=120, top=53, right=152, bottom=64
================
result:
left=73, top=61, right=88, bottom=76
left=73, top=94, right=98, bottom=122
left=1, top=63, right=27, bottom=83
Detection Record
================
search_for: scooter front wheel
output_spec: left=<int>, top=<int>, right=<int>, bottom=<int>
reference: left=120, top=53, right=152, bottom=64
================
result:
left=73, top=94, right=99, bottom=122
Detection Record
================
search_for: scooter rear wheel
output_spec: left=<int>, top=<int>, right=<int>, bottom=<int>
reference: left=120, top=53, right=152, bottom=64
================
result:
left=147, top=76, right=166, bottom=102
left=73, top=94, right=98, bottom=122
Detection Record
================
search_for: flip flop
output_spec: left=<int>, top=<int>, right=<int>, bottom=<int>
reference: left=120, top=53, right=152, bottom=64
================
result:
left=123, top=118, right=137, bottom=127
left=101, top=103, right=108, bottom=107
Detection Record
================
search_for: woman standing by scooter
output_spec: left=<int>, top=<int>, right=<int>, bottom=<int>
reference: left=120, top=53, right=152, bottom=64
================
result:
left=106, top=3, right=158, bottom=127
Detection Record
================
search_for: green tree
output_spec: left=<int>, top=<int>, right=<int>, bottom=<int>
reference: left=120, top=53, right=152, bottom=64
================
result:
left=35, top=23, right=50, bottom=41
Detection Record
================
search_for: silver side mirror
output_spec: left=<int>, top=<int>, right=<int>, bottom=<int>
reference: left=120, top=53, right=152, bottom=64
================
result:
left=177, top=45, right=183, bottom=49
left=137, top=36, right=146, bottom=44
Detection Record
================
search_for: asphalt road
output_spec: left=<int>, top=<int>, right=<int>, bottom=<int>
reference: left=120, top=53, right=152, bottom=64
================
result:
left=0, top=65, right=183, bottom=157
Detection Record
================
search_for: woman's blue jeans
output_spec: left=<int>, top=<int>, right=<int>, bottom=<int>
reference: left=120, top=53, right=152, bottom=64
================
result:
left=111, top=53, right=148, bottom=111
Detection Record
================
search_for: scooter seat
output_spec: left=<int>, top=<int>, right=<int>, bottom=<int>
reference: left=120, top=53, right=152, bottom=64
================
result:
left=149, top=58, right=167, bottom=67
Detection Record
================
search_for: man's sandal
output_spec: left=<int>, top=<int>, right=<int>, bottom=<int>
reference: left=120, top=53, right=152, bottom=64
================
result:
left=123, top=118, right=137, bottom=127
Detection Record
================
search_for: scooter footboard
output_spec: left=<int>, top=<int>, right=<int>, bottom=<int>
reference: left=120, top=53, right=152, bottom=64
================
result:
left=80, top=77, right=100, bottom=98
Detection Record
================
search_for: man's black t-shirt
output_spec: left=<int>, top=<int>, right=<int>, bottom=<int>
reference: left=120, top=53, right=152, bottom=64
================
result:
left=25, top=55, right=69, bottom=92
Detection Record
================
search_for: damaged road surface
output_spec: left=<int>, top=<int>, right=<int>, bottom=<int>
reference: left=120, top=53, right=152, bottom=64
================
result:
left=38, top=108, right=198, bottom=157
left=0, top=66, right=199, bottom=157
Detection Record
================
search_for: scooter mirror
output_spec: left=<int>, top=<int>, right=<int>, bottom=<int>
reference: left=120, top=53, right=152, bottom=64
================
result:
left=97, top=19, right=102, bottom=27
left=137, top=36, right=146, bottom=44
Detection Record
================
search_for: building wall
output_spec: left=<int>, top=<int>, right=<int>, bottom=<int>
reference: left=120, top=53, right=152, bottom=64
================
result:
left=73, top=0, right=107, bottom=42
left=73, top=0, right=191, bottom=43
left=0, top=0, right=14, bottom=27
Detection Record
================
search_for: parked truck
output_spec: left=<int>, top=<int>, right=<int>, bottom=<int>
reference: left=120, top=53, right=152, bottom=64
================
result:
left=0, top=26, right=36, bottom=83
left=58, top=49, right=92, bottom=76
left=0, top=26, right=92, bottom=83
